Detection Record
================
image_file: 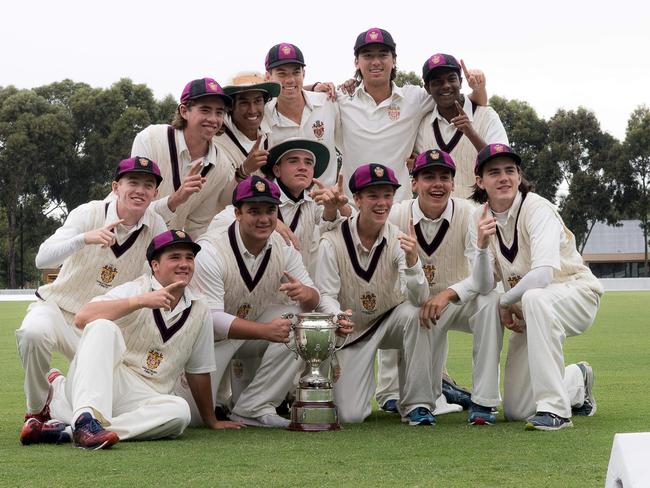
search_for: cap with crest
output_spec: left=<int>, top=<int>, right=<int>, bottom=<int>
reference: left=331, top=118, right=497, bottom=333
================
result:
left=474, top=144, right=522, bottom=175
left=146, top=229, right=201, bottom=263
left=348, top=163, right=401, bottom=193
left=232, top=175, right=281, bottom=206
left=412, top=149, right=457, bottom=177
left=354, top=27, right=396, bottom=55
left=265, top=43, right=305, bottom=71
left=180, top=78, right=232, bottom=107
left=114, top=156, right=163, bottom=187
left=421, top=53, right=461, bottom=83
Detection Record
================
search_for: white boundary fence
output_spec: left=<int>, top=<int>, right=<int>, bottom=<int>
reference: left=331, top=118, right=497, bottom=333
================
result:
left=1, top=278, right=649, bottom=302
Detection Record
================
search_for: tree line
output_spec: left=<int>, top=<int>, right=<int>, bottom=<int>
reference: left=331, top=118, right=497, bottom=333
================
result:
left=1, top=75, right=648, bottom=287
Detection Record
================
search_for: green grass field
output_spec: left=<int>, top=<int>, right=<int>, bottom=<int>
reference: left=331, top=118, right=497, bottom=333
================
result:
left=1, top=292, right=649, bottom=488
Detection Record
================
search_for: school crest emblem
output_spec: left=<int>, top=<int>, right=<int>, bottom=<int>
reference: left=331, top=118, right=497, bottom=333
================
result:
left=255, top=181, right=266, bottom=192
left=507, top=275, right=522, bottom=289
left=312, top=120, right=325, bottom=139
left=232, top=359, right=244, bottom=379
left=432, top=54, right=442, bottom=65
left=99, top=265, right=118, bottom=286
left=422, top=264, right=436, bottom=286
left=430, top=151, right=440, bottom=160
left=387, top=104, right=401, bottom=121
left=139, top=158, right=149, bottom=167
left=175, top=230, right=186, bottom=239
left=145, top=349, right=163, bottom=371
left=373, top=166, right=385, bottom=178
left=236, top=303, right=251, bottom=319
left=369, top=31, right=379, bottom=41
left=360, top=292, right=377, bottom=314
left=494, top=144, right=505, bottom=153
left=282, top=46, right=292, bottom=56
left=208, top=81, right=219, bottom=92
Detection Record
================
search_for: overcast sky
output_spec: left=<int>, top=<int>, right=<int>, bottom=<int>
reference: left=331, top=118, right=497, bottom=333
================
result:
left=3, top=0, right=648, bottom=141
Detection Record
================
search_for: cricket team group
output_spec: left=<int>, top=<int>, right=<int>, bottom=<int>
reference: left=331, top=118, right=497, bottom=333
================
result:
left=16, top=27, right=603, bottom=450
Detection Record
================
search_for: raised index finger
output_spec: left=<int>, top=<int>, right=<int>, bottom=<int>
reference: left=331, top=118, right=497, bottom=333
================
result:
left=454, top=100, right=466, bottom=116
left=409, top=218, right=416, bottom=237
left=311, top=178, right=325, bottom=189
left=252, top=134, right=262, bottom=151
left=336, top=174, right=344, bottom=191
left=481, top=202, right=490, bottom=219
left=105, top=219, right=125, bottom=231
left=460, top=59, right=470, bottom=79
left=164, top=280, right=186, bottom=292
left=188, top=160, right=203, bottom=176
left=282, top=271, right=299, bottom=283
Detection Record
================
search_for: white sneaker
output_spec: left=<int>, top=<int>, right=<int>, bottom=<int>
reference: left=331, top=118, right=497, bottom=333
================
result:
left=229, top=413, right=290, bottom=428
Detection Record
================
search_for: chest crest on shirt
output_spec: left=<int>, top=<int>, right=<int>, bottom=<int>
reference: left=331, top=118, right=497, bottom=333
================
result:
left=143, top=349, right=164, bottom=375
left=422, top=264, right=437, bottom=286
left=236, top=303, right=251, bottom=319
left=387, top=104, right=401, bottom=121
left=98, top=265, right=118, bottom=288
left=312, top=120, right=325, bottom=139
left=360, top=291, right=377, bottom=314
left=507, top=275, right=522, bottom=289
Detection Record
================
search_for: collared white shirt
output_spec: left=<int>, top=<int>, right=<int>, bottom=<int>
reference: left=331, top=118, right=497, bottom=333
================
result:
left=468, top=191, right=563, bottom=272
left=422, top=96, right=508, bottom=147
left=91, top=274, right=214, bottom=374
left=336, top=82, right=434, bottom=203
left=131, top=126, right=218, bottom=223
left=221, top=114, right=272, bottom=154
left=389, top=198, right=477, bottom=303
left=316, top=214, right=429, bottom=316
left=266, top=90, right=340, bottom=187
left=35, top=199, right=165, bottom=269
left=194, top=221, right=317, bottom=311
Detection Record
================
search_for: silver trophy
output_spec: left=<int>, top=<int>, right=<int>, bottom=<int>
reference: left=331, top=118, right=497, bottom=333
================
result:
left=284, top=312, right=346, bottom=431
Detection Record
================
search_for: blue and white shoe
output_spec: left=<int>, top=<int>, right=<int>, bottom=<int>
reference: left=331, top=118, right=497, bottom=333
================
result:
left=525, top=412, right=573, bottom=431
left=572, top=362, right=596, bottom=417
left=381, top=399, right=399, bottom=413
left=468, top=402, right=496, bottom=425
left=442, top=375, right=472, bottom=410
left=408, top=407, right=436, bottom=426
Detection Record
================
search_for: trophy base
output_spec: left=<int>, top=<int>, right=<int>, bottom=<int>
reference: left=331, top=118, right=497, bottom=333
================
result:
left=288, top=400, right=340, bottom=432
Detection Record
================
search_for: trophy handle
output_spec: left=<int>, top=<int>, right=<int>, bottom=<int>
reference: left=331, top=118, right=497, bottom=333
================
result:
left=281, top=312, right=299, bottom=358
left=333, top=313, right=351, bottom=352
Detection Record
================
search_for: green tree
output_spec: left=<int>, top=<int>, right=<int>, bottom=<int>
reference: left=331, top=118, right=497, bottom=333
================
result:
left=394, top=70, right=423, bottom=88
left=622, top=105, right=650, bottom=276
left=0, top=87, right=75, bottom=287
left=489, top=96, right=559, bottom=201
left=548, top=107, right=622, bottom=251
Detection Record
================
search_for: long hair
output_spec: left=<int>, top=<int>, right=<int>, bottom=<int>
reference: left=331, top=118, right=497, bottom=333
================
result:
left=170, top=100, right=195, bottom=130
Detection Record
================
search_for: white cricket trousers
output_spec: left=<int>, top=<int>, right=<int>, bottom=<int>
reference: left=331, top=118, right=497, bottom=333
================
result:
left=376, top=291, right=504, bottom=409
left=334, top=302, right=435, bottom=423
left=49, top=320, right=190, bottom=441
left=503, top=283, right=600, bottom=420
left=16, top=300, right=81, bottom=414
left=176, top=304, right=303, bottom=425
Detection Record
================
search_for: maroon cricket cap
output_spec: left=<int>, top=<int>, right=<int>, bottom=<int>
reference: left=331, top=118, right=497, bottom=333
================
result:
left=232, top=175, right=281, bottom=206
left=412, top=149, right=457, bottom=177
left=354, top=27, right=396, bottom=55
left=348, top=163, right=401, bottom=194
left=422, top=53, right=461, bottom=84
left=265, top=43, right=305, bottom=71
left=180, top=78, right=232, bottom=107
left=474, top=144, right=522, bottom=175
left=114, top=156, right=163, bottom=187
left=146, top=229, right=201, bottom=263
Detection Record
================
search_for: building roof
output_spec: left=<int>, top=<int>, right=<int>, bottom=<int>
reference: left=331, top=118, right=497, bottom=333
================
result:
left=582, top=220, right=647, bottom=254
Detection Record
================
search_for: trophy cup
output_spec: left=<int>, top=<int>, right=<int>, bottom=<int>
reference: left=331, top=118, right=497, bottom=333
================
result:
left=284, top=312, right=346, bottom=431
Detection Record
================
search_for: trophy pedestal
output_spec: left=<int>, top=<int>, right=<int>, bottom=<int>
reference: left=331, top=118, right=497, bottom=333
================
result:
left=288, top=388, right=340, bottom=431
